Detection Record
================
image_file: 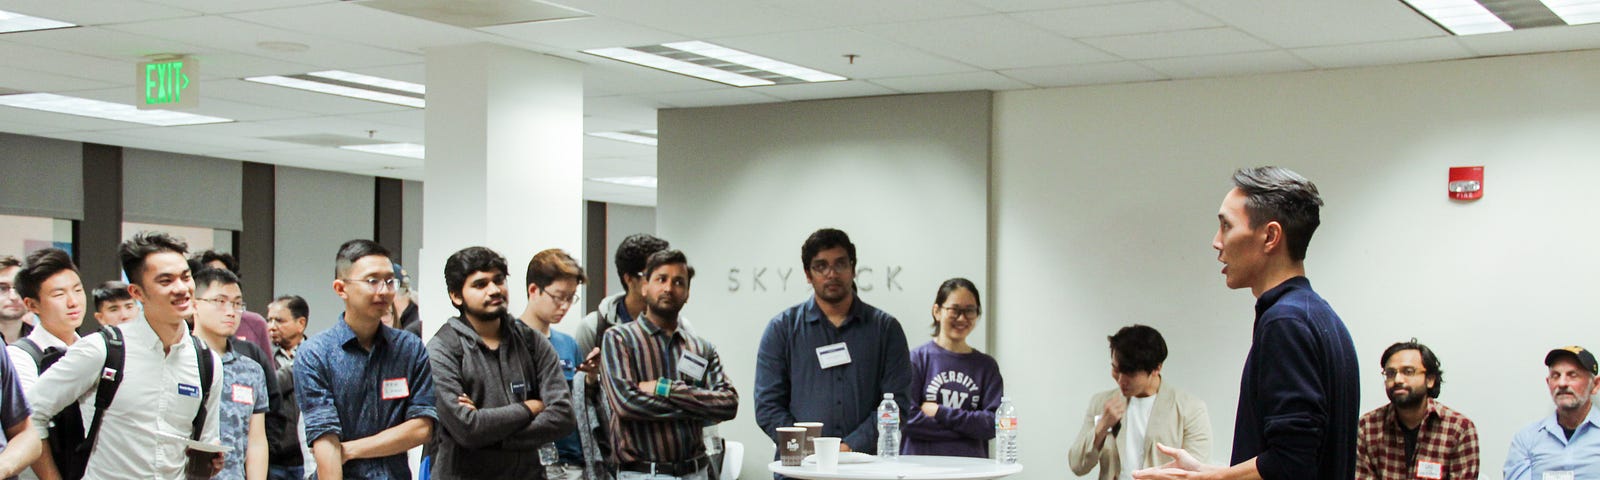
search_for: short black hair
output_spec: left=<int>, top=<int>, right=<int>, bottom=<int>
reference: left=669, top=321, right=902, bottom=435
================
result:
left=92, top=281, right=132, bottom=310
left=1108, top=324, right=1168, bottom=374
left=1231, top=166, right=1324, bottom=261
left=643, top=249, right=694, bottom=284
left=334, top=239, right=391, bottom=279
left=615, top=234, right=669, bottom=292
left=0, top=255, right=19, bottom=270
left=443, top=246, right=508, bottom=306
left=272, top=295, right=310, bottom=322
left=194, top=250, right=239, bottom=275
left=17, top=248, right=78, bottom=300
left=193, top=267, right=240, bottom=298
left=929, top=277, right=981, bottom=336
left=801, top=228, right=856, bottom=269
left=1380, top=339, right=1444, bottom=398
left=120, top=231, right=189, bottom=284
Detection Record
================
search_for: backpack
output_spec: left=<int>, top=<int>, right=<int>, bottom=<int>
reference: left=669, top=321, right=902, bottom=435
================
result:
left=20, top=326, right=215, bottom=479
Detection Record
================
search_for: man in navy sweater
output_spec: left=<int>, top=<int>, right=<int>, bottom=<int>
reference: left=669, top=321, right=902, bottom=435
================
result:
left=1136, top=166, right=1360, bottom=480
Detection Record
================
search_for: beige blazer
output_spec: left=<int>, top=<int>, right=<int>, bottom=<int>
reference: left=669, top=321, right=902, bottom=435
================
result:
left=1067, top=386, right=1212, bottom=480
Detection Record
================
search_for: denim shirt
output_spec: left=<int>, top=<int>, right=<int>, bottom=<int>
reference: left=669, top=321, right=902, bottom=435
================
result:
left=294, top=315, right=437, bottom=479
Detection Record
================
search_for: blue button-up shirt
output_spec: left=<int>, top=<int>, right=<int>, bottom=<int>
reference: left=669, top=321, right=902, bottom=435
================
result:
left=754, top=296, right=916, bottom=454
left=1504, top=405, right=1600, bottom=480
left=294, top=315, right=436, bottom=479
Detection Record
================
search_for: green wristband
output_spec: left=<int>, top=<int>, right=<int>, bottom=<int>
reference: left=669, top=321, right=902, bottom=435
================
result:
left=655, top=377, right=671, bottom=396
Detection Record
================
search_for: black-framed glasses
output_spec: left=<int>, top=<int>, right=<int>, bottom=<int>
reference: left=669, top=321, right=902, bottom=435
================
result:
left=1380, top=368, right=1426, bottom=380
left=541, top=289, right=579, bottom=306
left=196, top=297, right=247, bottom=312
left=808, top=259, right=854, bottom=276
left=940, top=306, right=981, bottom=319
left=342, top=277, right=398, bottom=292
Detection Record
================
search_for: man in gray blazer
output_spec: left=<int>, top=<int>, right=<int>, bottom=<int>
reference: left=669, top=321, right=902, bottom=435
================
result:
left=1069, top=325, right=1211, bottom=480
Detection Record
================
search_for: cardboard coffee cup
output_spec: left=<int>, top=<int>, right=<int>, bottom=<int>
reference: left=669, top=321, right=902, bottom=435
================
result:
left=777, top=427, right=806, bottom=466
left=794, top=422, right=823, bottom=456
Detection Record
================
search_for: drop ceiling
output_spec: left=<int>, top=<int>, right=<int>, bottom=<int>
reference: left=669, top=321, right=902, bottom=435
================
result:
left=2, top=0, right=1599, bottom=207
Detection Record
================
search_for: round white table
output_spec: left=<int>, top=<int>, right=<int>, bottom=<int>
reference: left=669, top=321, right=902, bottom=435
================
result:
left=768, top=455, right=1023, bottom=480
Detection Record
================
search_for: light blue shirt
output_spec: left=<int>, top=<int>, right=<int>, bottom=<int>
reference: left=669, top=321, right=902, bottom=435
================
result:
left=1504, top=405, right=1600, bottom=480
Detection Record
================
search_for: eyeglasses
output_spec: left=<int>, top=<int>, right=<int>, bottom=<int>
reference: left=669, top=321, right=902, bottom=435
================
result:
left=196, top=297, right=247, bottom=312
left=541, top=289, right=579, bottom=306
left=1380, top=368, right=1426, bottom=380
left=0, top=284, right=13, bottom=296
left=342, top=277, right=398, bottom=292
left=808, top=259, right=854, bottom=276
left=940, top=306, right=981, bottom=319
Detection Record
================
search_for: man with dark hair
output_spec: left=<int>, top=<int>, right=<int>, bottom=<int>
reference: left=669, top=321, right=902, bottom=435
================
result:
left=1503, top=346, right=1600, bottom=479
left=1136, top=167, right=1359, bottom=480
left=1356, top=340, right=1478, bottom=480
left=600, top=249, right=737, bottom=480
left=194, top=250, right=274, bottom=369
left=755, top=228, right=915, bottom=457
left=28, top=231, right=226, bottom=479
left=576, top=234, right=670, bottom=360
left=295, top=239, right=435, bottom=479
left=427, top=246, right=573, bottom=479
left=91, top=281, right=138, bottom=327
left=7, top=249, right=79, bottom=480
left=265, top=295, right=309, bottom=480
left=518, top=249, right=591, bottom=480
left=390, top=264, right=421, bottom=338
left=1071, top=325, right=1210, bottom=480
left=0, top=255, right=34, bottom=344
left=190, top=268, right=273, bottom=480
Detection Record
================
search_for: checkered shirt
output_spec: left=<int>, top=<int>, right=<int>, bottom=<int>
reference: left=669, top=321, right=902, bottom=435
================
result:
left=1356, top=400, right=1479, bottom=480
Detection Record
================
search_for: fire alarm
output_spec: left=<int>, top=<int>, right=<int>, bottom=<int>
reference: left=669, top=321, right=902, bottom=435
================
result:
left=1448, top=166, right=1484, bottom=200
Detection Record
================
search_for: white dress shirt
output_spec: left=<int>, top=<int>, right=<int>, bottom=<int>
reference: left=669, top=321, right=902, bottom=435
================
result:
left=8, top=325, right=84, bottom=480
left=26, top=317, right=224, bottom=480
left=1118, top=395, right=1157, bottom=480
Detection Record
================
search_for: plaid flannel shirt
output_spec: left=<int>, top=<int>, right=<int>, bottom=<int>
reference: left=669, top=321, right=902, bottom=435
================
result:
left=1356, top=400, right=1479, bottom=480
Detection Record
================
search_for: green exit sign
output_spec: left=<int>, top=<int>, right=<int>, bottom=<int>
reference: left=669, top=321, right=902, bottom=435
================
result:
left=137, top=57, right=198, bottom=110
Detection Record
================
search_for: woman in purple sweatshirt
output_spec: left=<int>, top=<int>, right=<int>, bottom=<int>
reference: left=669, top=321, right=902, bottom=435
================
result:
left=901, top=278, right=1006, bottom=458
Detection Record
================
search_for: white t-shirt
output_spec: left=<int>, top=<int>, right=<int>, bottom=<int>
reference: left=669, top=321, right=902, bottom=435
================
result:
left=1117, top=395, right=1158, bottom=480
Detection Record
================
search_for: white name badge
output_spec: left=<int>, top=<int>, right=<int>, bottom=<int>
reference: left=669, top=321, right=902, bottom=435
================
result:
left=677, top=351, right=708, bottom=380
left=1543, top=472, right=1575, bottom=480
left=816, top=342, right=852, bottom=370
left=1415, top=461, right=1442, bottom=479
left=230, top=385, right=255, bottom=405
left=381, top=377, right=410, bottom=400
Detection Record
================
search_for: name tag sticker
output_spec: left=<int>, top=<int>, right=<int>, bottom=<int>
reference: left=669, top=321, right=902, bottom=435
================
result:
left=381, top=377, right=410, bottom=400
left=816, top=342, right=852, bottom=370
left=678, top=351, right=708, bottom=380
left=1415, top=461, right=1442, bottom=479
left=231, top=385, right=255, bottom=405
left=1544, top=472, right=1575, bottom=480
left=177, top=383, right=200, bottom=398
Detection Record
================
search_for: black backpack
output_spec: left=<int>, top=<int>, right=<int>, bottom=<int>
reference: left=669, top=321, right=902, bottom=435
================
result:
left=17, top=326, right=214, bottom=479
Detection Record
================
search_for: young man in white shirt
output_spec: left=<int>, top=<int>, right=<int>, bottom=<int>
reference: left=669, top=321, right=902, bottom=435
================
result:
left=5, top=249, right=85, bottom=480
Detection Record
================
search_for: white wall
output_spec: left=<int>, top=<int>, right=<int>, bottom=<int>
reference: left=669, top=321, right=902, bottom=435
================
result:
left=992, top=49, right=1600, bottom=480
left=659, top=91, right=992, bottom=479
left=273, top=166, right=375, bottom=335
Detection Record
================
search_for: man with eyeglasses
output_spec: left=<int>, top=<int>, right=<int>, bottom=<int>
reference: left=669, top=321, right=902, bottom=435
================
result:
left=1503, top=346, right=1600, bottom=480
left=518, top=249, right=591, bottom=480
left=295, top=239, right=435, bottom=479
left=755, top=228, right=915, bottom=460
left=1355, top=340, right=1477, bottom=480
left=189, top=267, right=274, bottom=480
left=0, top=255, right=35, bottom=345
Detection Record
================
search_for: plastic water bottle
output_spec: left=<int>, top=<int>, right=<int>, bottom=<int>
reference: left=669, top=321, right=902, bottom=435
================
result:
left=995, top=396, right=1018, bottom=464
left=539, top=442, right=560, bottom=478
left=877, top=393, right=901, bottom=460
left=703, top=423, right=723, bottom=456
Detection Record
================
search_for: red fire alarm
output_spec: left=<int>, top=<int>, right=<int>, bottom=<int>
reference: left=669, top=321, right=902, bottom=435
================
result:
left=1448, top=166, right=1483, bottom=200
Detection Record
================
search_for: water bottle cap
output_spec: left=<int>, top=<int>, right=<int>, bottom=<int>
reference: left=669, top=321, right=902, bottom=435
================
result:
left=1000, top=396, right=1010, bottom=402
left=883, top=393, right=893, bottom=399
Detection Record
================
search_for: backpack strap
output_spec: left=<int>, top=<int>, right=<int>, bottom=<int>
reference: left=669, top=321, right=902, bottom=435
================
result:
left=78, top=326, right=125, bottom=455
left=190, top=337, right=214, bottom=441
left=14, top=338, right=47, bottom=374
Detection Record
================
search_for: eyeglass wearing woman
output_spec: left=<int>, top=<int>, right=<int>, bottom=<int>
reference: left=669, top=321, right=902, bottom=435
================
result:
left=900, top=277, right=1006, bottom=459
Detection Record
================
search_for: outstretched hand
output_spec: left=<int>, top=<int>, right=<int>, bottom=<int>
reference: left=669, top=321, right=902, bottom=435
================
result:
left=1131, top=443, right=1203, bottom=480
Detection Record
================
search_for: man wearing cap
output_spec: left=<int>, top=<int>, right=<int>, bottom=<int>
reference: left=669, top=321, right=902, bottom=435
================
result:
left=1504, top=346, right=1600, bottom=480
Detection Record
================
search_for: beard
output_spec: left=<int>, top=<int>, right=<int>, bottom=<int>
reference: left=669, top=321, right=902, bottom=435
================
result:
left=464, top=300, right=506, bottom=320
left=815, top=280, right=852, bottom=303
left=648, top=295, right=683, bottom=319
left=1387, top=387, right=1426, bottom=408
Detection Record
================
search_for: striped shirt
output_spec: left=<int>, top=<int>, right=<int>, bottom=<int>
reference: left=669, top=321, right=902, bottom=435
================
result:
left=599, top=314, right=738, bottom=464
left=1356, top=399, right=1479, bottom=480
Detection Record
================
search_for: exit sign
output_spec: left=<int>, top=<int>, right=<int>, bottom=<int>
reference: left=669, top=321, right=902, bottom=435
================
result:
left=137, top=57, right=198, bottom=110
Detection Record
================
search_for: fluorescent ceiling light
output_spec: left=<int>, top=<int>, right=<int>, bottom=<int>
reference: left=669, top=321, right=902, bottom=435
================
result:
left=587, top=130, right=658, bottom=146
left=584, top=41, right=846, bottom=87
left=1404, top=0, right=1513, bottom=34
left=307, top=70, right=426, bottom=95
left=1541, top=0, right=1600, bottom=24
left=341, top=143, right=425, bottom=159
left=589, top=176, right=658, bottom=189
left=0, top=9, right=75, bottom=34
left=0, top=93, right=232, bottom=126
left=244, top=74, right=425, bottom=108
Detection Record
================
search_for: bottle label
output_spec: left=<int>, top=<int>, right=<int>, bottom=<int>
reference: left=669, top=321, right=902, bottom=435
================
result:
left=997, top=418, right=1017, bottom=430
left=880, top=410, right=896, bottom=424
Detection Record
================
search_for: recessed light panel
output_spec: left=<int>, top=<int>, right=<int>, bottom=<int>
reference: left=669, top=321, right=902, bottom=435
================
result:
left=1541, top=0, right=1600, bottom=24
left=244, top=72, right=425, bottom=108
left=0, top=9, right=75, bottom=34
left=1402, top=0, right=1600, bottom=34
left=0, top=93, right=232, bottom=126
left=589, top=176, right=658, bottom=189
left=341, top=143, right=425, bottom=159
left=584, top=41, right=846, bottom=87
left=587, top=130, right=658, bottom=146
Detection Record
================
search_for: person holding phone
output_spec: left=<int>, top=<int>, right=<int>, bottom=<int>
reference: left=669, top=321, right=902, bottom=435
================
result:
left=1069, top=325, right=1210, bottom=480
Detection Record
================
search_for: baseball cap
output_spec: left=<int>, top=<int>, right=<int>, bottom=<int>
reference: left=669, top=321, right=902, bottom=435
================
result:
left=1545, top=346, right=1599, bottom=375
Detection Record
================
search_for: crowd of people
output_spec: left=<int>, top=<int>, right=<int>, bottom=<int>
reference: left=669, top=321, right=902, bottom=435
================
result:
left=0, top=166, right=1592, bottom=480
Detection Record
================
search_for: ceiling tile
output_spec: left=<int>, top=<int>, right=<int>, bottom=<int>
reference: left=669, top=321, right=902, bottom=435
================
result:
left=1014, top=1, right=1223, bottom=39
left=482, top=17, right=686, bottom=51
left=0, top=119, right=77, bottom=135
left=582, top=96, right=666, bottom=127
left=1183, top=0, right=1444, bottom=48
left=43, top=130, right=232, bottom=155
left=138, top=0, right=332, bottom=15
left=201, top=79, right=417, bottom=115
left=760, top=0, right=991, bottom=26
left=966, top=0, right=1143, bottom=13
left=1292, top=37, right=1474, bottom=69
left=583, top=115, right=652, bottom=134
left=0, top=66, right=121, bottom=93
left=861, top=14, right=1116, bottom=70
left=227, top=3, right=502, bottom=54
left=105, top=16, right=419, bottom=69
left=713, top=28, right=977, bottom=79
left=1139, top=50, right=1314, bottom=79
left=746, top=79, right=900, bottom=101
left=999, top=61, right=1166, bottom=87
left=869, top=71, right=1034, bottom=93
left=1457, top=24, right=1600, bottom=57
left=581, top=58, right=737, bottom=96
left=0, top=42, right=134, bottom=84
left=1080, top=27, right=1275, bottom=59
left=254, top=116, right=423, bottom=143
left=651, top=89, right=782, bottom=108
left=93, top=125, right=320, bottom=151
left=2, top=26, right=203, bottom=62
left=569, top=0, right=831, bottom=38
left=0, top=104, right=150, bottom=132
left=342, top=110, right=426, bottom=130
left=0, top=1, right=199, bottom=26
left=56, top=87, right=311, bottom=122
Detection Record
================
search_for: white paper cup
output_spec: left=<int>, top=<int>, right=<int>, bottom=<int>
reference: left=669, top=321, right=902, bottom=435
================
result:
left=812, top=437, right=841, bottom=472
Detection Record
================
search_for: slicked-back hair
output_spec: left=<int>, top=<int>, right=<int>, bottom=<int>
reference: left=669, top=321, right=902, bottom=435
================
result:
left=120, top=231, right=189, bottom=285
left=17, top=248, right=78, bottom=300
left=527, top=248, right=587, bottom=290
left=643, top=249, right=694, bottom=284
left=929, top=277, right=981, bottom=336
left=801, top=228, right=856, bottom=269
left=443, top=246, right=508, bottom=300
left=1108, top=324, right=1168, bottom=374
left=614, top=234, right=669, bottom=292
left=92, top=281, right=133, bottom=310
left=1380, top=339, right=1444, bottom=398
left=273, top=295, right=310, bottom=322
left=193, top=267, right=240, bottom=298
left=334, top=239, right=391, bottom=279
left=195, top=250, right=240, bottom=274
left=1231, top=166, right=1324, bottom=261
